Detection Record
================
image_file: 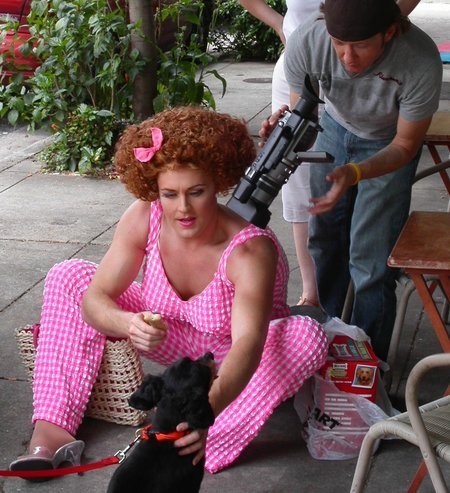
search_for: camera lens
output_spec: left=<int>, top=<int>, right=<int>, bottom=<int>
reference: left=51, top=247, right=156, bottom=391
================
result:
left=252, top=174, right=279, bottom=206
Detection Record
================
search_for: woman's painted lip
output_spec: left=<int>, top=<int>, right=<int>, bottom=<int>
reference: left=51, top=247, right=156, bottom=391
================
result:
left=178, top=217, right=196, bottom=227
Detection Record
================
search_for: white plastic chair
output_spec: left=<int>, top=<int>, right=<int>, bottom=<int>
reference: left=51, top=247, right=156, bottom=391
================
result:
left=350, top=353, right=450, bottom=493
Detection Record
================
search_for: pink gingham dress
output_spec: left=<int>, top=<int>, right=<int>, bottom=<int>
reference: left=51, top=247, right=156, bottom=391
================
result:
left=33, top=200, right=327, bottom=473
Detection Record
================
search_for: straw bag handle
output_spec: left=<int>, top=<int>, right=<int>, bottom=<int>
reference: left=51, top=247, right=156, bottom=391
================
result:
left=31, top=323, right=40, bottom=348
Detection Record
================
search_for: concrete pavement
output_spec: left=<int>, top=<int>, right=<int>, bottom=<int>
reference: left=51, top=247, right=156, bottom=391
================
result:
left=1, top=1, right=449, bottom=491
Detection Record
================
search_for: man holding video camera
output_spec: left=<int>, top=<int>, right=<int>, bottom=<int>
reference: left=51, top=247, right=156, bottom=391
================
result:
left=280, top=0, right=442, bottom=361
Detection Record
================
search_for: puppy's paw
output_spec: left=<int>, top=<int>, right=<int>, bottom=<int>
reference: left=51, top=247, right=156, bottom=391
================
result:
left=143, top=312, right=167, bottom=330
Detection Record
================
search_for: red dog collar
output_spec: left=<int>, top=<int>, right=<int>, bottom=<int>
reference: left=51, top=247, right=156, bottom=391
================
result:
left=140, top=424, right=189, bottom=442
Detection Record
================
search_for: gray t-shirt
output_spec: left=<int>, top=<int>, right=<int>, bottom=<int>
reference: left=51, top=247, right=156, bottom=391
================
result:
left=284, top=15, right=443, bottom=140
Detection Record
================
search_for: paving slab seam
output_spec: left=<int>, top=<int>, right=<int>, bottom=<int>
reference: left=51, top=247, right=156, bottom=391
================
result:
left=0, top=237, right=110, bottom=245
left=0, top=222, right=118, bottom=314
left=0, top=276, right=44, bottom=314
left=0, top=135, right=54, bottom=166
left=245, top=104, right=271, bottom=127
left=0, top=175, right=39, bottom=195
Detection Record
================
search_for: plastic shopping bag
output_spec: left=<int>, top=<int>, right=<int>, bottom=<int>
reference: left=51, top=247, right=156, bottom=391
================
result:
left=294, top=317, right=395, bottom=460
left=295, top=374, right=388, bottom=460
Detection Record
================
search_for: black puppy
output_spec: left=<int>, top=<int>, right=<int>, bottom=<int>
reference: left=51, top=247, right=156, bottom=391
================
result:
left=107, top=352, right=216, bottom=493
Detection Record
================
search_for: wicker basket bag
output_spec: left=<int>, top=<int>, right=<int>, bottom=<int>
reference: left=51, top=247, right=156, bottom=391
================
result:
left=15, top=324, right=147, bottom=426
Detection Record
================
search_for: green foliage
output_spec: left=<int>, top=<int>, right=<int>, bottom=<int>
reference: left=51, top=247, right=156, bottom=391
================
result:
left=0, top=0, right=144, bottom=129
left=0, top=0, right=226, bottom=173
left=153, top=0, right=226, bottom=112
left=0, top=0, right=143, bottom=173
left=210, top=0, right=286, bottom=62
left=39, top=104, right=126, bottom=174
left=0, top=22, right=34, bottom=125
left=154, top=32, right=226, bottom=112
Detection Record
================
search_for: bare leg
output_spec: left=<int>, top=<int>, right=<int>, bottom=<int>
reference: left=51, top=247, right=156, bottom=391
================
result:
left=292, top=222, right=319, bottom=306
left=29, top=420, right=75, bottom=454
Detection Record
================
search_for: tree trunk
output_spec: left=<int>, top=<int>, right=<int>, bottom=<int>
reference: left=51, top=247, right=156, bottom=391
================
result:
left=128, top=0, right=157, bottom=121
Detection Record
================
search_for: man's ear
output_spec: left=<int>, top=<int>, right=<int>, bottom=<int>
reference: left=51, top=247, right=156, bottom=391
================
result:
left=383, top=24, right=397, bottom=43
left=128, top=374, right=164, bottom=410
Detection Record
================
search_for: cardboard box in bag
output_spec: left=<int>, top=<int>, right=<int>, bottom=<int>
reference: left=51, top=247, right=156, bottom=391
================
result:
left=320, top=335, right=379, bottom=402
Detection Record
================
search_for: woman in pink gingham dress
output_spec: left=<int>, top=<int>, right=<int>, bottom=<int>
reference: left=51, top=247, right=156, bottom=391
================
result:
left=11, top=107, right=327, bottom=477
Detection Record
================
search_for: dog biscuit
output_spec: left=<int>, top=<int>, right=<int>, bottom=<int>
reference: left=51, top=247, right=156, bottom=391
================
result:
left=143, top=313, right=167, bottom=330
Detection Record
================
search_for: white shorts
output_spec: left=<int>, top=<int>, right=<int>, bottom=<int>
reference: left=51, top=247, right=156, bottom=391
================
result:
left=272, top=52, right=311, bottom=223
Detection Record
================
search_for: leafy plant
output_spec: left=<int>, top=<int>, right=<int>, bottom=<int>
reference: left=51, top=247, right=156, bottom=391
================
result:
left=153, top=0, right=226, bottom=112
left=0, top=0, right=226, bottom=173
left=210, top=0, right=285, bottom=62
left=1, top=0, right=144, bottom=128
left=0, top=0, right=145, bottom=172
left=39, top=104, right=126, bottom=174
left=0, top=22, right=35, bottom=125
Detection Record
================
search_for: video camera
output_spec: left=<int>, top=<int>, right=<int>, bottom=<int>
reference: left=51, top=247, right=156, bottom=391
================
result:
left=226, top=75, right=333, bottom=228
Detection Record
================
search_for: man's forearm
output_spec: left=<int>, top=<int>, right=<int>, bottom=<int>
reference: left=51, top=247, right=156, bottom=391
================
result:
left=358, top=142, right=415, bottom=180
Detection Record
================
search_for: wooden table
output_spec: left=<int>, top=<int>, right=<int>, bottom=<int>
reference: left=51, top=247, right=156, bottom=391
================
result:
left=388, top=211, right=450, bottom=353
left=423, top=111, right=450, bottom=194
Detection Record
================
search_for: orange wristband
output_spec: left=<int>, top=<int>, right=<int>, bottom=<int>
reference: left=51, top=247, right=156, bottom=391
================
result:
left=347, top=162, right=362, bottom=185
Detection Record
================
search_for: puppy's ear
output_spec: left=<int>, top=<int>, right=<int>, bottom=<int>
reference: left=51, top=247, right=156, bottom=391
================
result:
left=129, top=375, right=164, bottom=410
left=184, top=389, right=215, bottom=429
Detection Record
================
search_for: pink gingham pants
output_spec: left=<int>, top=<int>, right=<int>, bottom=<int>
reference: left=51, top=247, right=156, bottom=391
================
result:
left=33, top=201, right=328, bottom=473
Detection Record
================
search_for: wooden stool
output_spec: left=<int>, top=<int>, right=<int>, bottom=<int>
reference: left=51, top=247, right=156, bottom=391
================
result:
left=423, top=111, right=450, bottom=194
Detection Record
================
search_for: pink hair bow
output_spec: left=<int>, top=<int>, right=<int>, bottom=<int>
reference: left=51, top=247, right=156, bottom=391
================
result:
left=133, top=127, right=163, bottom=163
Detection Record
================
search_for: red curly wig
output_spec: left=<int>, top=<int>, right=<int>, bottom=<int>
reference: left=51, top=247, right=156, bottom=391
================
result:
left=114, top=106, right=256, bottom=201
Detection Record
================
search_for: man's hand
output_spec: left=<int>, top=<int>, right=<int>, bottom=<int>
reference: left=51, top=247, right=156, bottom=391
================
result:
left=258, top=105, right=289, bottom=147
left=309, top=164, right=358, bottom=215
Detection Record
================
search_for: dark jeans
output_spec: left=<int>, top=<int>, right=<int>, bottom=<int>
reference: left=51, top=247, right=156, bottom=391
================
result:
left=309, top=112, right=420, bottom=361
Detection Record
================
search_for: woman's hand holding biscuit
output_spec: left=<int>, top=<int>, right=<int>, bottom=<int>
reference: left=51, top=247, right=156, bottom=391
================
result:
left=128, top=312, right=167, bottom=352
